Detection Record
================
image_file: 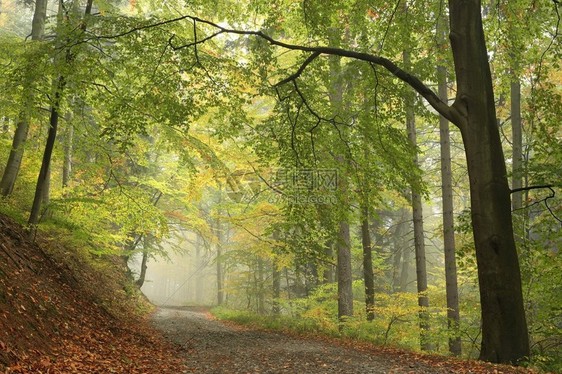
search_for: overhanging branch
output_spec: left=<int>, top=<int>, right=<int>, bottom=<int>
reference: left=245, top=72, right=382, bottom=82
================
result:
left=166, top=16, right=458, bottom=124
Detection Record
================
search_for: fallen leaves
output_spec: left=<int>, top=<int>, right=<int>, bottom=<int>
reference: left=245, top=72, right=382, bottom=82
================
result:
left=0, top=214, right=186, bottom=373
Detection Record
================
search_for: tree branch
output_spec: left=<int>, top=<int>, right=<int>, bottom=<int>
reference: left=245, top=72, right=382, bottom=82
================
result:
left=510, top=184, right=554, bottom=194
left=275, top=51, right=321, bottom=86
left=170, top=16, right=458, bottom=124
left=511, top=185, right=561, bottom=224
left=85, top=14, right=459, bottom=123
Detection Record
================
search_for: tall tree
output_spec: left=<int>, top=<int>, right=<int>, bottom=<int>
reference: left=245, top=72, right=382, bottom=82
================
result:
left=0, top=0, right=47, bottom=196
left=215, top=203, right=224, bottom=306
left=404, top=48, right=431, bottom=352
left=437, top=11, right=462, bottom=357
left=361, top=204, right=375, bottom=322
left=29, top=0, right=94, bottom=230
left=447, top=0, right=528, bottom=362
left=336, top=219, right=353, bottom=319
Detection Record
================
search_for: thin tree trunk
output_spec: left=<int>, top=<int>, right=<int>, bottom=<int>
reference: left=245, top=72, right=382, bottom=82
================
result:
left=0, top=0, right=48, bottom=196
left=394, top=209, right=409, bottom=292
left=257, top=257, right=265, bottom=315
left=337, top=220, right=353, bottom=320
left=31, top=0, right=48, bottom=38
left=399, top=228, right=412, bottom=293
left=284, top=268, right=291, bottom=301
left=136, top=237, right=149, bottom=288
left=323, top=240, right=335, bottom=283
left=28, top=77, right=64, bottom=231
left=361, top=204, right=375, bottom=321
left=448, top=0, right=529, bottom=363
left=327, top=47, right=353, bottom=320
left=391, top=245, right=402, bottom=293
left=272, top=260, right=281, bottom=315
left=437, top=62, right=462, bottom=356
left=216, top=222, right=224, bottom=306
left=195, top=233, right=203, bottom=304
left=28, top=0, right=94, bottom=232
left=511, top=78, right=523, bottom=212
left=62, top=120, right=74, bottom=188
left=404, top=49, right=432, bottom=352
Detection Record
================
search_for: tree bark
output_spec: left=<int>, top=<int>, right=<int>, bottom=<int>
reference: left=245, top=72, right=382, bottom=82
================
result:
left=215, top=218, right=224, bottom=306
left=337, top=220, right=353, bottom=320
left=448, top=0, right=529, bottom=363
left=195, top=233, right=204, bottom=304
left=399, top=226, right=412, bottom=293
left=136, top=237, right=149, bottom=288
left=272, top=260, right=281, bottom=315
left=28, top=77, right=64, bottom=230
left=511, top=78, right=523, bottom=211
left=31, top=0, right=48, bottom=39
left=437, top=63, right=462, bottom=356
left=393, top=209, right=410, bottom=292
left=62, top=119, right=74, bottom=188
left=361, top=204, right=375, bottom=321
left=322, top=240, right=335, bottom=283
left=404, top=49, right=432, bottom=352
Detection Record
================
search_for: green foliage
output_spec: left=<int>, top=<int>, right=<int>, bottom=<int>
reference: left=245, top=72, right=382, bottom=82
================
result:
left=0, top=0, right=560, bottom=369
left=213, top=281, right=485, bottom=356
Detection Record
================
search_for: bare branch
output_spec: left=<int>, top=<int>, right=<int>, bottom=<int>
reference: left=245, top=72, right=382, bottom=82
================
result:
left=511, top=185, right=561, bottom=224
left=510, top=184, right=554, bottom=194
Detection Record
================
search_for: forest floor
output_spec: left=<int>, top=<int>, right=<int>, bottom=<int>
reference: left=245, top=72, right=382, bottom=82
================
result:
left=153, top=306, right=539, bottom=374
left=0, top=212, right=544, bottom=373
left=0, top=213, right=186, bottom=373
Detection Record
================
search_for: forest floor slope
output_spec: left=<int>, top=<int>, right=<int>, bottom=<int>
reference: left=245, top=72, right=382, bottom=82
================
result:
left=154, top=306, right=538, bottom=374
left=0, top=213, right=185, bottom=373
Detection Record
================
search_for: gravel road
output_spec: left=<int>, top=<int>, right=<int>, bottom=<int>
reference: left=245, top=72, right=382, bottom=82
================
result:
left=152, top=307, right=448, bottom=374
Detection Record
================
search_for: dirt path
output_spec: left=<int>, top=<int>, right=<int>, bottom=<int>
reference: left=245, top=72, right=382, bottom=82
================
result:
left=152, top=307, right=447, bottom=374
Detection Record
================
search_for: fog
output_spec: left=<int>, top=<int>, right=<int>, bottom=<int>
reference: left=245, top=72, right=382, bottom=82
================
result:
left=128, top=231, right=217, bottom=306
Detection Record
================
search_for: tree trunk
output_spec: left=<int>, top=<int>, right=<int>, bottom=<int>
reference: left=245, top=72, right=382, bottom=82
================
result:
left=0, top=0, right=48, bottom=196
left=399, top=225, right=412, bottom=293
left=28, top=77, right=64, bottom=231
left=404, top=49, right=432, bottom=352
left=337, top=220, right=353, bottom=320
left=361, top=204, right=375, bottom=321
left=272, top=260, right=281, bottom=315
left=323, top=240, right=335, bottom=283
left=1, top=114, right=32, bottom=196
left=437, top=63, right=462, bottom=356
left=448, top=0, right=529, bottom=363
left=42, top=164, right=50, bottom=206
left=391, top=245, right=402, bottom=293
left=62, top=120, right=74, bottom=188
left=136, top=237, right=149, bottom=288
left=393, top=209, right=409, bottom=292
left=31, top=0, right=48, bottom=39
left=511, top=78, right=523, bottom=212
left=195, top=233, right=204, bottom=304
left=256, top=257, right=265, bottom=314
left=29, top=0, right=94, bottom=231
left=215, top=221, right=224, bottom=306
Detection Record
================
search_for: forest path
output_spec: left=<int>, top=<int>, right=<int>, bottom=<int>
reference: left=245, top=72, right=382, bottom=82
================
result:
left=152, top=306, right=446, bottom=374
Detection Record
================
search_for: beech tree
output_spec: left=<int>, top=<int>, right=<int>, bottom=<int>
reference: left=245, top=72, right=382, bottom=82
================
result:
left=153, top=0, right=530, bottom=363
left=436, top=9, right=461, bottom=357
